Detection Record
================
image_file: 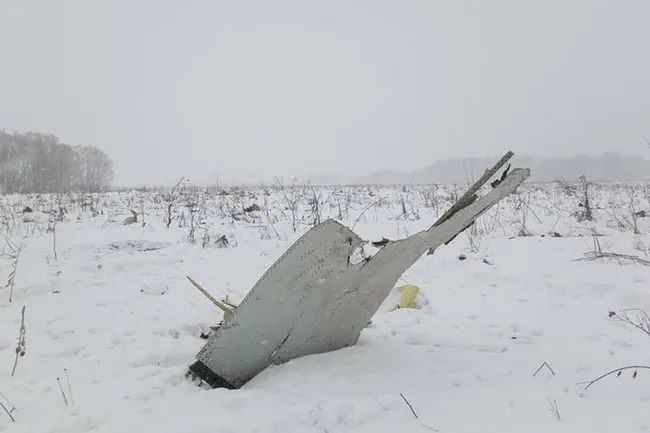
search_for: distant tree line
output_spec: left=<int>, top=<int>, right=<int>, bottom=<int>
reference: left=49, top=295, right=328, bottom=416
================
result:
left=362, top=151, right=650, bottom=184
left=0, top=130, right=114, bottom=194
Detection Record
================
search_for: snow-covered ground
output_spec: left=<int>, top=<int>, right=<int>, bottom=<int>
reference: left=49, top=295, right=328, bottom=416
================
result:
left=1, top=181, right=650, bottom=432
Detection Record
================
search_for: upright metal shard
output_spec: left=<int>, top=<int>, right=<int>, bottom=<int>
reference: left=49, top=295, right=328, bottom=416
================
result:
left=189, top=168, right=530, bottom=389
left=427, top=150, right=514, bottom=254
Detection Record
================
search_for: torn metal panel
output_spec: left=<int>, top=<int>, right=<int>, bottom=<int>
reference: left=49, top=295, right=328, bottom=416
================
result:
left=273, top=168, right=531, bottom=363
left=427, top=150, right=514, bottom=254
left=190, top=168, right=530, bottom=389
left=191, top=220, right=363, bottom=388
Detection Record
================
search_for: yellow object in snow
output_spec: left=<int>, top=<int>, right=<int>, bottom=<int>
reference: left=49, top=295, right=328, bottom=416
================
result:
left=396, top=284, right=420, bottom=309
left=367, top=284, right=421, bottom=326
left=186, top=276, right=236, bottom=320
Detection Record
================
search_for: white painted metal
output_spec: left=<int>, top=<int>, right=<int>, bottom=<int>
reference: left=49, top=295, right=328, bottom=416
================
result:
left=193, top=168, right=530, bottom=388
left=194, top=219, right=364, bottom=388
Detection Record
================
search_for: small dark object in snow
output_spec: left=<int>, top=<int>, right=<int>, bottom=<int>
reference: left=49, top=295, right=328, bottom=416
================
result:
left=635, top=210, right=648, bottom=218
left=200, top=323, right=223, bottom=340
left=215, top=235, right=229, bottom=248
left=490, top=163, right=511, bottom=188
left=123, top=209, right=138, bottom=225
left=458, top=254, right=467, bottom=261
left=244, top=204, right=261, bottom=212
left=371, top=237, right=391, bottom=247
left=22, top=206, right=33, bottom=213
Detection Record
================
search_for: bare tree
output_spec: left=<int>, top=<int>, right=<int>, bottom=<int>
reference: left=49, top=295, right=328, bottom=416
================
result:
left=305, top=183, right=335, bottom=227
left=75, top=145, right=114, bottom=193
left=163, top=177, right=187, bottom=228
left=0, top=129, right=114, bottom=194
left=273, top=177, right=301, bottom=233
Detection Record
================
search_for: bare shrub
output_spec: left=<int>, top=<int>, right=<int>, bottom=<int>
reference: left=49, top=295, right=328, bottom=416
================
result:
left=2, top=237, right=23, bottom=303
left=11, top=305, right=26, bottom=377
left=580, top=309, right=650, bottom=389
left=162, top=177, right=187, bottom=228
left=273, top=177, right=301, bottom=233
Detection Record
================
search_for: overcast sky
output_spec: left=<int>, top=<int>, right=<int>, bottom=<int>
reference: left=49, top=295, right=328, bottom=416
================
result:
left=1, top=1, right=649, bottom=186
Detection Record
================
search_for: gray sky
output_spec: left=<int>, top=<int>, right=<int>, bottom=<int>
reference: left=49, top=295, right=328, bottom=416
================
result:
left=1, top=0, right=649, bottom=186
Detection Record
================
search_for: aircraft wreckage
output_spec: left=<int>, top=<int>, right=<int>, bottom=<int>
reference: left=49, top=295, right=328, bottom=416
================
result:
left=187, top=151, right=530, bottom=389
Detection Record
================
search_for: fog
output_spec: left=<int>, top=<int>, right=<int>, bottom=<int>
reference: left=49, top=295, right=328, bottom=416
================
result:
left=1, top=0, right=649, bottom=187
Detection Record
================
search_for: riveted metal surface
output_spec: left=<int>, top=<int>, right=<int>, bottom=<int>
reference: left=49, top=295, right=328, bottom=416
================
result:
left=193, top=168, right=530, bottom=388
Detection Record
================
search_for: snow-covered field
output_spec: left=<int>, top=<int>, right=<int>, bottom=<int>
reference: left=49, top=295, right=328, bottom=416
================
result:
left=1, top=180, right=650, bottom=433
